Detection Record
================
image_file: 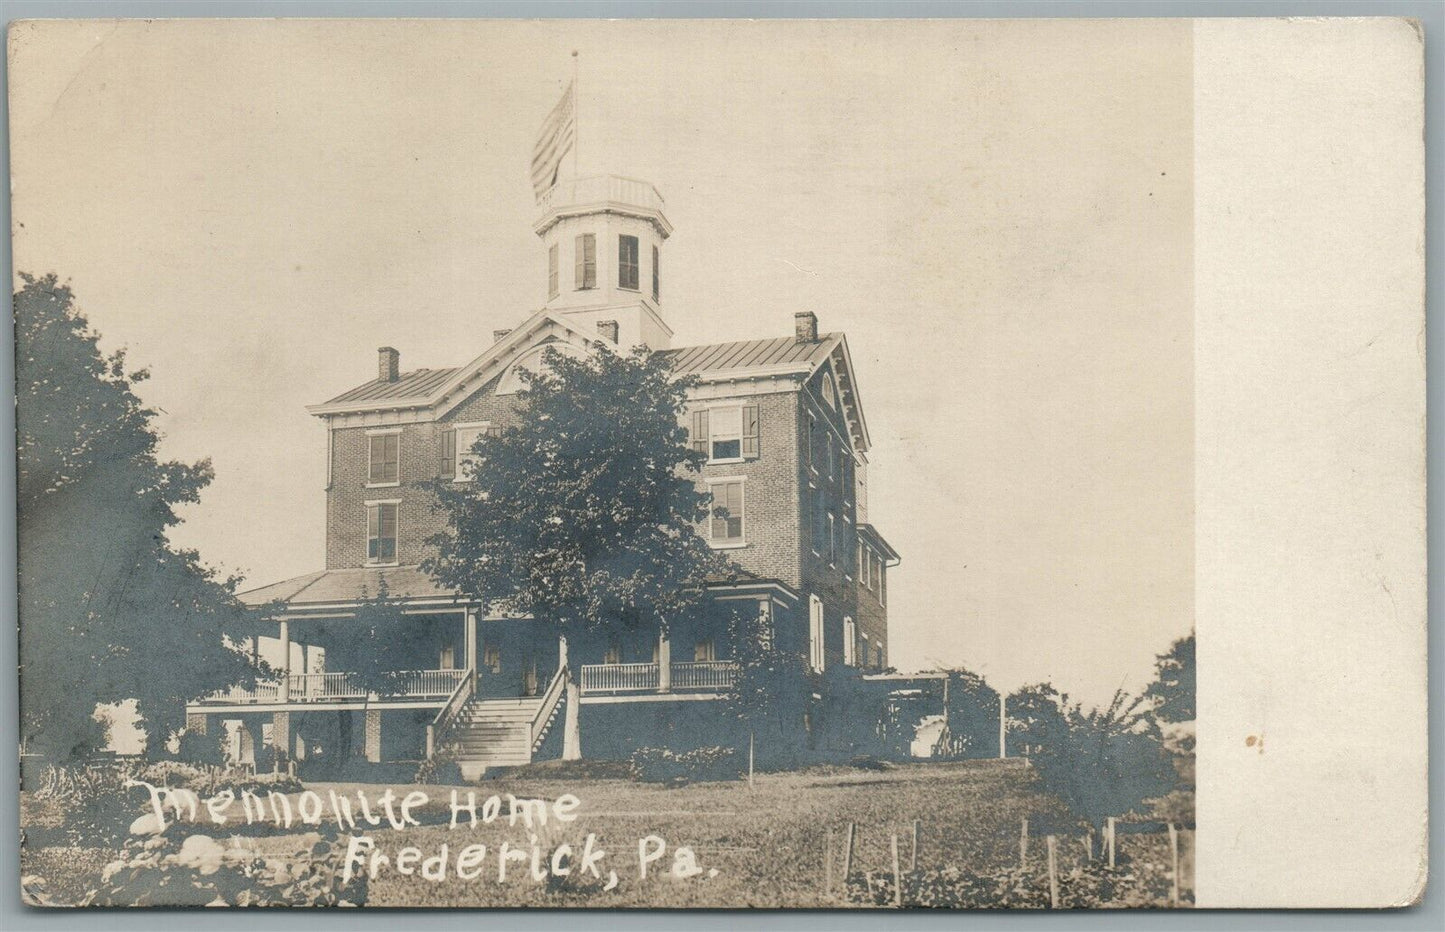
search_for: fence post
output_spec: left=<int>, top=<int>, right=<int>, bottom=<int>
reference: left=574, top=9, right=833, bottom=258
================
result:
left=1107, top=817, right=1116, bottom=868
left=1168, top=823, right=1180, bottom=907
left=890, top=833, right=902, bottom=907
left=1020, top=817, right=1029, bottom=866
left=910, top=818, right=919, bottom=871
left=842, top=822, right=856, bottom=883
left=999, top=693, right=1007, bottom=759
left=824, top=826, right=834, bottom=898
left=1046, top=835, right=1059, bottom=908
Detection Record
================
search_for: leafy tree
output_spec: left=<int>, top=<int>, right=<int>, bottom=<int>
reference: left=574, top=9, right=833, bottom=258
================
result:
left=424, top=344, right=729, bottom=758
left=1007, top=685, right=1176, bottom=832
left=1144, top=632, right=1195, bottom=722
left=723, top=606, right=816, bottom=767
left=16, top=274, right=261, bottom=760
left=322, top=583, right=431, bottom=698
left=935, top=668, right=1001, bottom=758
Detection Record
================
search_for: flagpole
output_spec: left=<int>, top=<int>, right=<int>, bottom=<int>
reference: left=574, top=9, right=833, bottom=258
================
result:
left=571, top=50, right=580, bottom=182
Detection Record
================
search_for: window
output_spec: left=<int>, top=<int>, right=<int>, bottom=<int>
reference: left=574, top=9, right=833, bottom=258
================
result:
left=449, top=422, right=493, bottom=481
left=812, top=486, right=826, bottom=554
left=575, top=233, right=596, bottom=290
left=710, top=407, right=742, bottom=460
left=822, top=373, right=837, bottom=409
left=548, top=243, right=559, bottom=298
left=483, top=642, right=501, bottom=673
left=439, top=645, right=455, bottom=670
left=807, top=415, right=817, bottom=473
left=440, top=429, right=456, bottom=479
left=827, top=513, right=837, bottom=566
left=843, top=617, right=856, bottom=666
left=708, top=480, right=745, bottom=542
left=809, top=595, right=825, bottom=672
left=858, top=544, right=867, bottom=584
left=366, top=502, right=398, bottom=564
left=367, top=432, right=399, bottom=485
left=604, top=637, right=622, bottom=665
left=651, top=245, right=660, bottom=301
left=618, top=234, right=639, bottom=290
left=690, top=405, right=759, bottom=462
left=694, top=637, right=715, bottom=662
left=826, top=441, right=836, bottom=482
left=874, top=644, right=884, bottom=669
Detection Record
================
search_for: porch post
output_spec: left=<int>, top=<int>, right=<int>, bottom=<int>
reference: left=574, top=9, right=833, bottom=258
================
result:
left=658, top=628, right=671, bottom=693
left=278, top=619, right=291, bottom=702
left=465, top=607, right=479, bottom=676
left=365, top=710, right=383, bottom=763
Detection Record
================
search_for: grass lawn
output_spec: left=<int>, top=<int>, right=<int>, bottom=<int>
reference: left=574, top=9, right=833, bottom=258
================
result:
left=352, top=758, right=1149, bottom=908
left=21, top=758, right=1193, bottom=908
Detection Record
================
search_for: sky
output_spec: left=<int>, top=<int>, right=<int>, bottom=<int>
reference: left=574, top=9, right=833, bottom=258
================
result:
left=10, top=18, right=1194, bottom=709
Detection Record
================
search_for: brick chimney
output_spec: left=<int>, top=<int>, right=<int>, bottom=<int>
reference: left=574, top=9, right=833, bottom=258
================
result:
left=493, top=329, right=512, bottom=343
left=378, top=346, right=399, bottom=383
left=794, top=311, right=818, bottom=344
left=596, top=320, right=619, bottom=343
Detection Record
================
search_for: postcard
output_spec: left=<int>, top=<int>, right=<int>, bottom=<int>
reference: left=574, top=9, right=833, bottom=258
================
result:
left=9, top=17, right=1426, bottom=909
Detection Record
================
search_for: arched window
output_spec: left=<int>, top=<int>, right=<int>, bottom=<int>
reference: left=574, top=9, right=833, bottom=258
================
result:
left=497, top=341, right=588, bottom=395
left=821, top=372, right=837, bottom=409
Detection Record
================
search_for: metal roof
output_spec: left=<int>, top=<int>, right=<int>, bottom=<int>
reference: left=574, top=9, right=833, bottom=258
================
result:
left=238, top=565, right=460, bottom=608
left=659, top=334, right=839, bottom=376
left=323, top=367, right=459, bottom=406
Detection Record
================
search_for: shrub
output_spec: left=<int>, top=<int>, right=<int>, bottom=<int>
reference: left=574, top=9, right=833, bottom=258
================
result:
left=175, top=730, right=226, bottom=767
left=414, top=754, right=463, bottom=786
left=629, top=746, right=741, bottom=785
left=83, top=832, right=362, bottom=907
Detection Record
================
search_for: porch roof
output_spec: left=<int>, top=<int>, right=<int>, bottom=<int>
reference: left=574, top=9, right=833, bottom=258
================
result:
left=237, top=565, right=464, bottom=610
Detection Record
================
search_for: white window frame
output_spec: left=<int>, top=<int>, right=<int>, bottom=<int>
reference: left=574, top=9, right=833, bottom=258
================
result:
left=450, top=421, right=492, bottom=483
left=808, top=595, right=825, bottom=673
left=364, top=499, right=402, bottom=567
left=705, top=476, right=748, bottom=548
left=365, top=427, right=402, bottom=488
left=618, top=234, right=640, bottom=291
left=843, top=617, right=856, bottom=666
left=547, top=243, right=560, bottom=299
left=827, top=512, right=837, bottom=567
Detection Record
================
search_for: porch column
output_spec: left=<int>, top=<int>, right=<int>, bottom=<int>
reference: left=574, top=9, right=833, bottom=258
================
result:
left=658, top=629, right=671, bottom=693
left=272, top=711, right=291, bottom=766
left=364, top=710, right=383, bottom=763
left=465, top=608, right=479, bottom=675
left=277, top=619, right=291, bottom=702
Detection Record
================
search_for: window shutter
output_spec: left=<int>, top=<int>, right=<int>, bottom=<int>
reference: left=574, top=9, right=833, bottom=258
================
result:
left=741, top=404, right=760, bottom=458
left=690, top=409, right=709, bottom=455
left=440, top=429, right=455, bottom=479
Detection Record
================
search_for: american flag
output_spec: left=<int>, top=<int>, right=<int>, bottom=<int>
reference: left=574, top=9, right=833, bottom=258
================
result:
left=530, top=81, right=576, bottom=201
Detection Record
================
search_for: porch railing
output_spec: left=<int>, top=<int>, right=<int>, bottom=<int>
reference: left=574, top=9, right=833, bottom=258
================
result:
left=201, top=668, right=468, bottom=705
left=579, top=662, right=659, bottom=692
left=427, top=669, right=476, bottom=760
left=671, top=661, right=740, bottom=690
left=579, top=661, right=737, bottom=693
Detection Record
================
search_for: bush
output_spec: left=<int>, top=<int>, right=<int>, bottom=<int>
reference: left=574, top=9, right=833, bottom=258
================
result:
left=629, top=746, right=741, bottom=785
left=414, top=754, right=463, bottom=786
left=83, top=831, right=362, bottom=907
left=175, top=731, right=226, bottom=767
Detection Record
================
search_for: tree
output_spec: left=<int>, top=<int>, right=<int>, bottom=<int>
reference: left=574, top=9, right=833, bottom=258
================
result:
left=1007, top=684, right=1177, bottom=832
left=16, top=274, right=261, bottom=760
left=424, top=344, right=729, bottom=759
left=1144, top=632, right=1195, bottom=723
left=723, top=605, right=817, bottom=767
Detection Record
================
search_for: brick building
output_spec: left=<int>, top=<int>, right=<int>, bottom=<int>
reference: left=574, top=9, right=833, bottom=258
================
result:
left=186, top=175, right=899, bottom=775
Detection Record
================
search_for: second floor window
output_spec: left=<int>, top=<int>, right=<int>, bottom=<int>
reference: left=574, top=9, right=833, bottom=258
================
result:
left=652, top=245, right=660, bottom=301
left=708, top=479, right=745, bottom=542
left=575, top=233, right=596, bottom=290
left=440, top=429, right=456, bottom=479
left=827, top=512, right=837, bottom=566
left=618, top=234, right=639, bottom=290
left=812, top=486, right=827, bottom=554
left=547, top=243, right=559, bottom=298
left=368, top=433, right=399, bottom=485
left=690, top=405, right=760, bottom=462
left=366, top=502, right=398, bottom=564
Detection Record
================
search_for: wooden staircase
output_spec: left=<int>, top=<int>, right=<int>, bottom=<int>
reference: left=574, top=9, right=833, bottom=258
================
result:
left=432, top=667, right=568, bottom=781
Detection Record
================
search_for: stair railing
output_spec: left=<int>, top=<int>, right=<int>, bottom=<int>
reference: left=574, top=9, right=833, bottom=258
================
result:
left=530, top=665, right=568, bottom=753
left=426, top=668, right=476, bottom=760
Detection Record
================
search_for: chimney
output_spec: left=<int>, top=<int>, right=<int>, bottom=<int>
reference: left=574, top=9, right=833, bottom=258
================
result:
left=596, top=320, right=619, bottom=343
left=493, top=328, right=512, bottom=343
left=794, top=311, right=818, bottom=344
left=378, top=346, right=399, bottom=383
